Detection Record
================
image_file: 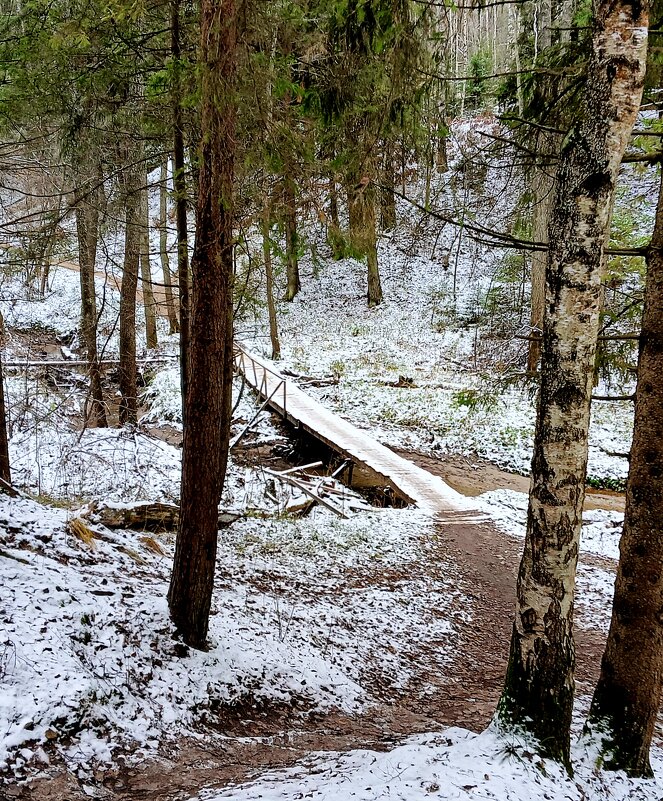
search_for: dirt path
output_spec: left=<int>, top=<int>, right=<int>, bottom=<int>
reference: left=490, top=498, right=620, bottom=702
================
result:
left=55, top=259, right=176, bottom=320
left=396, top=448, right=625, bottom=513
left=15, top=511, right=616, bottom=801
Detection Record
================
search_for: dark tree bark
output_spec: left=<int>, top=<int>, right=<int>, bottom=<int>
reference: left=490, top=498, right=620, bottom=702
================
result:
left=528, top=10, right=557, bottom=374
left=527, top=174, right=553, bottom=373
left=436, top=120, right=449, bottom=173
left=168, top=0, right=236, bottom=649
left=327, top=169, right=345, bottom=260
left=159, top=159, right=180, bottom=335
left=346, top=117, right=383, bottom=307
left=172, top=0, right=190, bottom=425
left=74, top=180, right=107, bottom=428
left=283, top=174, right=300, bottom=302
left=380, top=139, right=397, bottom=231
left=118, top=163, right=140, bottom=427
left=585, top=161, right=663, bottom=779
left=139, top=175, right=159, bottom=350
left=262, top=202, right=281, bottom=360
left=497, top=0, right=648, bottom=769
left=0, top=312, right=11, bottom=484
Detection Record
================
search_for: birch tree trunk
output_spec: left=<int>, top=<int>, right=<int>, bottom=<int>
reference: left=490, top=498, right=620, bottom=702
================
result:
left=168, top=0, right=236, bottom=649
left=159, top=159, right=179, bottom=335
left=585, top=161, right=663, bottom=779
left=497, top=0, right=648, bottom=769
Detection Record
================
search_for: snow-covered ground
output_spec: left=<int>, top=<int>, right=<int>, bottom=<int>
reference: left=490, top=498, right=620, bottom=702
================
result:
left=194, top=726, right=663, bottom=801
left=0, top=494, right=461, bottom=779
left=1, top=117, right=658, bottom=799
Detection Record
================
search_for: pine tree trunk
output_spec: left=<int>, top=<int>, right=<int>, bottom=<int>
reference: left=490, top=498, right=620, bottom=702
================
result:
left=527, top=4, right=555, bottom=373
left=74, top=182, right=107, bottom=428
left=262, top=203, right=281, bottom=360
left=585, top=161, right=663, bottom=779
left=140, top=177, right=159, bottom=350
left=119, top=163, right=140, bottom=427
left=527, top=163, right=554, bottom=373
left=329, top=173, right=339, bottom=230
left=172, top=0, right=190, bottom=425
left=436, top=120, right=449, bottom=174
left=159, top=159, right=180, bottom=335
left=283, top=175, right=300, bottom=302
left=168, top=0, right=236, bottom=649
left=497, top=0, right=648, bottom=768
left=380, top=139, right=397, bottom=231
left=363, top=180, right=382, bottom=307
left=346, top=124, right=383, bottom=307
left=0, top=313, right=11, bottom=484
left=327, top=169, right=344, bottom=260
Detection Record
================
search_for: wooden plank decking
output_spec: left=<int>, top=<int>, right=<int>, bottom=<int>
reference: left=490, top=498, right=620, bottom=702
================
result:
left=234, top=343, right=487, bottom=521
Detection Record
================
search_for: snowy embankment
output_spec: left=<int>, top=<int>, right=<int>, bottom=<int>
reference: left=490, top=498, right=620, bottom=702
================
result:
left=0, top=494, right=463, bottom=783
left=2, top=492, right=659, bottom=799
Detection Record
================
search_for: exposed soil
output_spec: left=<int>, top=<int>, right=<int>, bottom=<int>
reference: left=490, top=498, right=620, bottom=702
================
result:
left=12, top=507, right=618, bottom=801
left=395, top=448, right=625, bottom=513
left=4, top=359, right=633, bottom=800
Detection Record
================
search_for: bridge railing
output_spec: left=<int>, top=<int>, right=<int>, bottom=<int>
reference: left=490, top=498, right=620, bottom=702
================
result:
left=233, top=344, right=287, bottom=415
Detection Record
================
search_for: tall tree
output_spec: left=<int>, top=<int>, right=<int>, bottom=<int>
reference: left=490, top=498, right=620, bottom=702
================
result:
left=139, top=173, right=159, bottom=350
left=0, top=312, right=11, bottom=486
left=74, top=166, right=107, bottom=427
left=584, top=161, right=663, bottom=778
left=497, top=0, right=649, bottom=769
left=118, top=156, right=141, bottom=427
left=159, top=159, right=180, bottom=335
left=168, top=0, right=236, bottom=648
left=171, top=0, right=191, bottom=423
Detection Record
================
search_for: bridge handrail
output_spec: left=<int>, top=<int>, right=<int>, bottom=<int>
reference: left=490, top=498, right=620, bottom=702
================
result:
left=233, top=343, right=287, bottom=414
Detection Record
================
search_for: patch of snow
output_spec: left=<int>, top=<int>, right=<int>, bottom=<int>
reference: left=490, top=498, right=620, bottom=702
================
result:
left=194, top=724, right=663, bottom=801
left=477, top=489, right=624, bottom=562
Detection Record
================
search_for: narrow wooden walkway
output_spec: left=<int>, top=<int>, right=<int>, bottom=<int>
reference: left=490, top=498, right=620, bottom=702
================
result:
left=234, top=344, right=487, bottom=521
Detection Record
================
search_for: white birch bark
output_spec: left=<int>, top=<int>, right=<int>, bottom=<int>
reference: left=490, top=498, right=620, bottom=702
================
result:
left=498, top=0, right=649, bottom=769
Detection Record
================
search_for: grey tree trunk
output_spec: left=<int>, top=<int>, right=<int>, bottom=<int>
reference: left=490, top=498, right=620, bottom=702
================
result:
left=497, top=0, right=648, bottom=769
left=140, top=176, right=159, bottom=350
left=347, top=134, right=382, bottom=307
left=159, top=160, right=180, bottom=335
left=585, top=158, right=663, bottom=779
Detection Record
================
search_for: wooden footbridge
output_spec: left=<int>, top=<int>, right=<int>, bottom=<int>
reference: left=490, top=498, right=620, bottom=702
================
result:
left=233, top=343, right=486, bottom=521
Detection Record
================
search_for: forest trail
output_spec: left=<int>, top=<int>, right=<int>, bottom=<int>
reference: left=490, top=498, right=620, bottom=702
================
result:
left=235, top=344, right=489, bottom=519
left=398, top=449, right=626, bottom=513
left=16, top=506, right=618, bottom=801
left=54, top=258, right=175, bottom=319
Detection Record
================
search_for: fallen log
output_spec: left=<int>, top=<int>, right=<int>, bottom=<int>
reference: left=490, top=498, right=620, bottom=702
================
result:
left=82, top=501, right=240, bottom=532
